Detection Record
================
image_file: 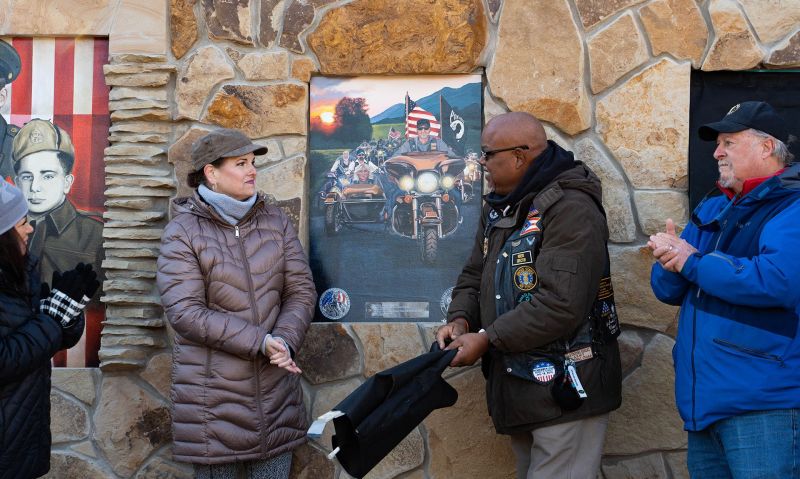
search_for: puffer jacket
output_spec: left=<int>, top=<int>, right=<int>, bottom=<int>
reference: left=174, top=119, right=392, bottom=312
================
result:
left=156, top=191, right=317, bottom=465
left=0, top=256, right=84, bottom=479
left=448, top=157, right=622, bottom=434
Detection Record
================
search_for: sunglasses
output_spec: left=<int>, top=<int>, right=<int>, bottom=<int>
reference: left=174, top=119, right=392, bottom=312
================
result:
left=480, top=145, right=529, bottom=162
left=417, top=126, right=430, bottom=131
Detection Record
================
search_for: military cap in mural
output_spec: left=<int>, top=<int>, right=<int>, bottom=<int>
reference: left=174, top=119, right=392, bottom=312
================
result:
left=0, top=39, right=21, bottom=88
left=12, top=119, right=76, bottom=171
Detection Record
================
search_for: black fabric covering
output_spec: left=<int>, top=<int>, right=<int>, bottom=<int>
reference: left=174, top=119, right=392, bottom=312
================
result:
left=689, top=70, right=800, bottom=210
left=331, top=343, right=458, bottom=478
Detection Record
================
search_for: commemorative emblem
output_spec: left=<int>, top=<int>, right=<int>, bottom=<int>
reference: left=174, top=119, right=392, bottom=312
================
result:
left=319, top=288, right=351, bottom=320
left=532, top=361, right=556, bottom=383
left=514, top=266, right=538, bottom=291
left=440, top=286, right=455, bottom=318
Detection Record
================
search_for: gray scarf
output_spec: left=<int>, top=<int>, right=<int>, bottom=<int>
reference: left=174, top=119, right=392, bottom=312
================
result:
left=198, top=184, right=258, bottom=225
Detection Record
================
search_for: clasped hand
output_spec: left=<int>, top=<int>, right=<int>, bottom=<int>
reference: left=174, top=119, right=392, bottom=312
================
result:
left=263, top=335, right=301, bottom=374
left=647, top=218, right=698, bottom=273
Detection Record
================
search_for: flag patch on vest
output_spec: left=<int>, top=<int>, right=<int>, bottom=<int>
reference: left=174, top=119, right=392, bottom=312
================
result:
left=514, top=266, right=538, bottom=291
left=532, top=361, right=556, bottom=383
left=520, top=207, right=541, bottom=235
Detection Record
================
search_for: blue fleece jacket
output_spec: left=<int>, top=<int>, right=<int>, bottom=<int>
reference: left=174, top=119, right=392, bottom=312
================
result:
left=651, top=163, right=800, bottom=432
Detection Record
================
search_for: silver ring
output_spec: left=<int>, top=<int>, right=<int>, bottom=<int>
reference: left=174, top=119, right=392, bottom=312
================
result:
left=668, top=245, right=674, bottom=251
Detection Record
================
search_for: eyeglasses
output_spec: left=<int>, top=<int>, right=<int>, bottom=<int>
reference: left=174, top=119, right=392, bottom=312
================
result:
left=480, top=145, right=529, bottom=162
left=417, top=126, right=430, bottom=131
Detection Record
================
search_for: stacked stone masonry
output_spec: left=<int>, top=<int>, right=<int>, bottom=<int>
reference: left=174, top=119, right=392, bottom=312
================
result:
left=0, top=0, right=795, bottom=477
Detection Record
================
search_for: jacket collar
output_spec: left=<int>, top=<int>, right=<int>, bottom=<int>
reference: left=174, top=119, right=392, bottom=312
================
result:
left=35, top=200, right=78, bottom=236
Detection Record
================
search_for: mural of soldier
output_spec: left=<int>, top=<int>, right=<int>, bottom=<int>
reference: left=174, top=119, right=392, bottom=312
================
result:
left=0, top=39, right=21, bottom=181
left=13, top=119, right=104, bottom=366
left=13, top=118, right=103, bottom=289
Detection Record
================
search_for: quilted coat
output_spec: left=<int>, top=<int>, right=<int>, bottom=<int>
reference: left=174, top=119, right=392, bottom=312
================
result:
left=156, top=191, right=316, bottom=464
left=0, top=257, right=84, bottom=479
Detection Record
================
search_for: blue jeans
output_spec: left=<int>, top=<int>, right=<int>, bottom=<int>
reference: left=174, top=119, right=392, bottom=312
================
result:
left=688, top=409, right=800, bottom=479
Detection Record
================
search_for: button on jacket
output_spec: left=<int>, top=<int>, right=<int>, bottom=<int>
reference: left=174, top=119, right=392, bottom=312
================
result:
left=157, top=191, right=317, bottom=464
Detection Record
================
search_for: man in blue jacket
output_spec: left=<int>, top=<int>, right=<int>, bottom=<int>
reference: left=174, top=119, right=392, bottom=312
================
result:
left=649, top=101, right=800, bottom=478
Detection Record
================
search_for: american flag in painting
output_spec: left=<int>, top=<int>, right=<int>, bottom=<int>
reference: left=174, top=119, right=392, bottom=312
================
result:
left=404, top=94, right=440, bottom=138
left=1, top=36, right=109, bottom=367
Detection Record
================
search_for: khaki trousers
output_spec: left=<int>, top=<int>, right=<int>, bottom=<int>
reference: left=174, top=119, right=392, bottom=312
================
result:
left=509, top=413, right=609, bottom=479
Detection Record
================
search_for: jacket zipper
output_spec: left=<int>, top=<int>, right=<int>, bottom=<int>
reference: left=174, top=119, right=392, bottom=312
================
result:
left=234, top=224, right=267, bottom=450
left=713, top=338, right=784, bottom=365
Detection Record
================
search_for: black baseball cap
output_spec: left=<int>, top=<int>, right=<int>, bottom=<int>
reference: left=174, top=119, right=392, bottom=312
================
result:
left=0, top=39, right=20, bottom=88
left=699, top=101, right=788, bottom=143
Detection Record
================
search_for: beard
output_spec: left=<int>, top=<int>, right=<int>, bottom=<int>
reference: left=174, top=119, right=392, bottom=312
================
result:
left=717, top=161, right=736, bottom=188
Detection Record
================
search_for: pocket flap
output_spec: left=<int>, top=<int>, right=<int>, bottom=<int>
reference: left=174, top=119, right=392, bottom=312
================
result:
left=552, top=256, right=578, bottom=273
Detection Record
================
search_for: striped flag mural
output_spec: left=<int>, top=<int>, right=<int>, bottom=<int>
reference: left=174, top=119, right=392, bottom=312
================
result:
left=404, top=93, right=440, bottom=138
left=1, top=36, right=109, bottom=368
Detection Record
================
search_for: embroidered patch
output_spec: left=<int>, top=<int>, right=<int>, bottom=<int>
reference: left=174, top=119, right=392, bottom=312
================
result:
left=526, top=236, right=536, bottom=246
left=532, top=361, right=556, bottom=383
left=440, top=286, right=454, bottom=318
left=514, top=266, right=538, bottom=291
left=511, top=250, right=532, bottom=266
left=511, top=240, right=521, bottom=247
left=516, top=292, right=534, bottom=304
left=489, top=209, right=499, bottom=220
left=727, top=103, right=740, bottom=115
left=520, top=207, right=541, bottom=235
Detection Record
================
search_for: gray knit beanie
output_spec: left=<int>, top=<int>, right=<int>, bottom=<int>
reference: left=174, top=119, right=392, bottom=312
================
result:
left=0, top=181, right=27, bottom=235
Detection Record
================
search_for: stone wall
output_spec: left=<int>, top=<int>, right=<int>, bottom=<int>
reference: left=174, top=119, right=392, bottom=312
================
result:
left=2, top=0, right=799, bottom=477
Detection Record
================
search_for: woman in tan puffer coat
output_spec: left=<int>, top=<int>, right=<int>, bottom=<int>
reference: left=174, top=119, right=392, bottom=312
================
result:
left=156, top=129, right=317, bottom=479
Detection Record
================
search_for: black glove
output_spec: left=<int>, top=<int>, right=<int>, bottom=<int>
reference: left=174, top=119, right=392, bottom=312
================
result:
left=52, top=263, right=100, bottom=302
left=40, top=264, right=100, bottom=328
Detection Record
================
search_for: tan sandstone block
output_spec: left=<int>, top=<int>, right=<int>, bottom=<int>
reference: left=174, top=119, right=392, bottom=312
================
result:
left=634, top=190, right=689, bottom=236
left=606, top=334, right=686, bottom=455
left=609, top=244, right=680, bottom=332
left=308, top=0, right=486, bottom=75
left=204, top=84, right=308, bottom=138
left=702, top=0, right=764, bottom=71
left=109, top=0, right=168, bottom=56
left=50, top=390, right=90, bottom=443
left=489, top=0, right=590, bottom=135
left=766, top=31, right=800, bottom=68
left=588, top=12, right=648, bottom=93
left=94, top=376, right=172, bottom=477
left=351, top=323, right=425, bottom=378
left=426, top=367, right=516, bottom=479
left=42, top=452, right=108, bottom=479
left=140, top=352, right=172, bottom=399
left=52, top=367, right=97, bottom=405
left=597, top=59, right=690, bottom=189
left=574, top=0, right=645, bottom=29
left=170, top=0, right=198, bottom=59
left=602, top=453, right=670, bottom=478
left=234, top=50, right=289, bottom=81
left=640, top=0, right=709, bottom=68
left=291, top=57, right=316, bottom=83
left=574, top=138, right=636, bottom=243
left=8, top=0, right=114, bottom=34
left=740, top=0, right=800, bottom=44
left=176, top=46, right=235, bottom=121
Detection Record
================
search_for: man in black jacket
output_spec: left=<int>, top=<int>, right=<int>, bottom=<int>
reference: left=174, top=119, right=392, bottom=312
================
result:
left=437, top=112, right=622, bottom=478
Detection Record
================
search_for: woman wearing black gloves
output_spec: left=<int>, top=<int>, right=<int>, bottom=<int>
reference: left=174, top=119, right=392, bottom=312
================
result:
left=0, top=181, right=99, bottom=479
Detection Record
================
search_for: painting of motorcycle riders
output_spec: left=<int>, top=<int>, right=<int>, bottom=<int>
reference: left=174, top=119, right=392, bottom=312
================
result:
left=309, top=74, right=482, bottom=322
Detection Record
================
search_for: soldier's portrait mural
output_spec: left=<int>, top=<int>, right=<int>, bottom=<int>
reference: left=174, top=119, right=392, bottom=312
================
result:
left=1, top=37, right=108, bottom=367
left=309, top=75, right=482, bottom=322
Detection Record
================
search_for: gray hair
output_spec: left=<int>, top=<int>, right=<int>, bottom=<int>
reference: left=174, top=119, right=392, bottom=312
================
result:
left=748, top=128, right=795, bottom=165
